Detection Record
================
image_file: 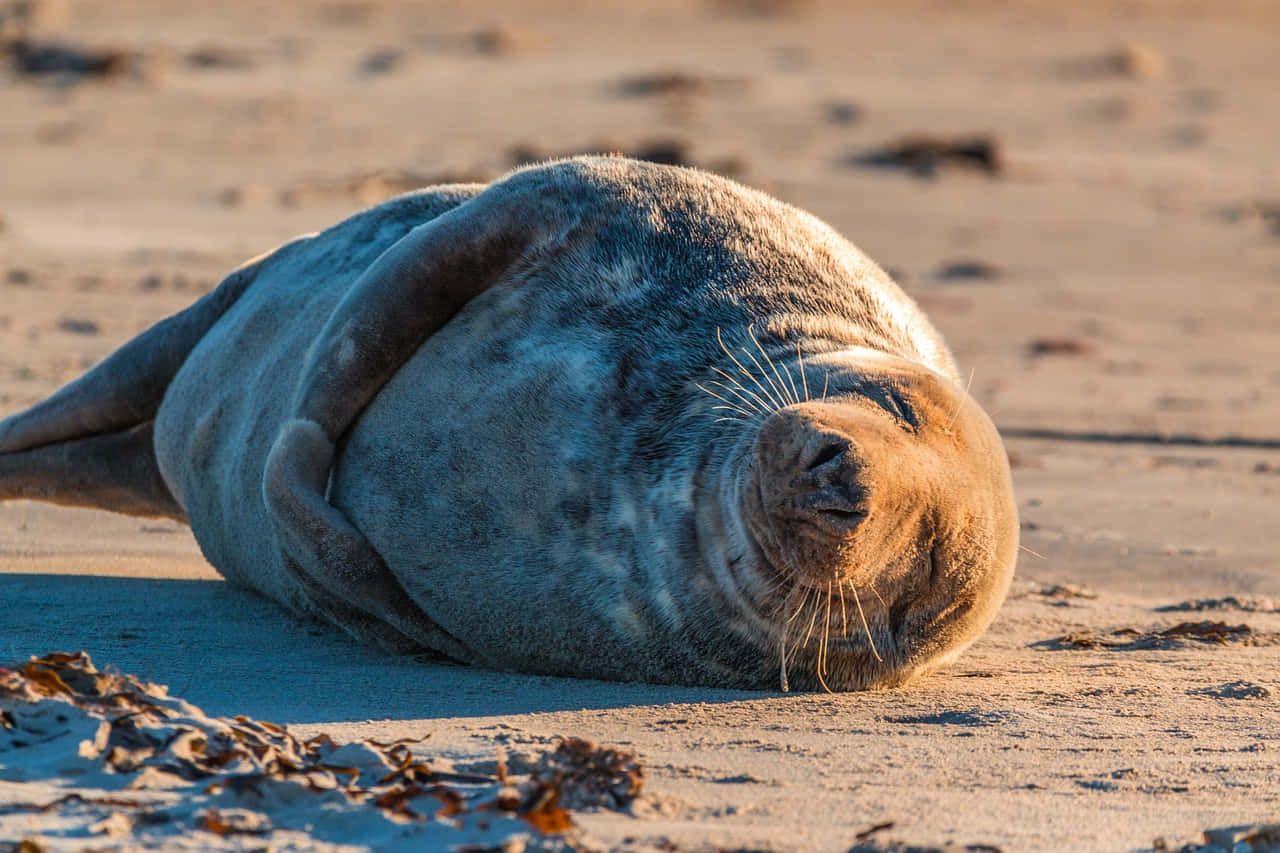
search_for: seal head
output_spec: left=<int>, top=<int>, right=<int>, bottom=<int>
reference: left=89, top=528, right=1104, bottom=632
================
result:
left=732, top=350, right=1017, bottom=691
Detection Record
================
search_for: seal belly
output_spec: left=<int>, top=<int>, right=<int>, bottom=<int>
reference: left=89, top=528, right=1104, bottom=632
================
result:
left=331, top=280, right=644, bottom=676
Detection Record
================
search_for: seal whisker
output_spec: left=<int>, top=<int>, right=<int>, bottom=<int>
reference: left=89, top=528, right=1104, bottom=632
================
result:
left=745, top=325, right=796, bottom=406
left=707, top=373, right=771, bottom=414
left=869, top=581, right=887, bottom=610
left=848, top=581, right=884, bottom=663
left=837, top=580, right=848, bottom=638
left=696, top=382, right=759, bottom=418
left=709, top=370, right=777, bottom=418
left=820, top=369, right=831, bottom=402
left=784, top=584, right=812, bottom=625
left=749, top=325, right=800, bottom=406
left=815, top=583, right=835, bottom=693
left=1019, top=543, right=1046, bottom=560
left=710, top=404, right=755, bottom=420
left=800, top=588, right=822, bottom=649
left=707, top=379, right=765, bottom=413
left=943, top=366, right=976, bottom=433
left=779, top=584, right=807, bottom=693
left=716, top=327, right=786, bottom=412
left=740, top=345, right=791, bottom=410
left=796, top=343, right=810, bottom=402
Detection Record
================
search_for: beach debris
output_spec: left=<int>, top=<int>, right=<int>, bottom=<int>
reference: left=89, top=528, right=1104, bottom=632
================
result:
left=528, top=737, right=643, bottom=811
left=852, top=821, right=896, bottom=842
left=417, top=25, right=534, bottom=58
left=1154, top=822, right=1280, bottom=853
left=1156, top=596, right=1279, bottom=613
left=1189, top=681, right=1271, bottom=700
left=56, top=317, right=98, bottom=335
left=358, top=47, right=403, bottom=76
left=1106, top=43, right=1167, bottom=79
left=1038, top=621, right=1271, bottom=652
left=850, top=134, right=1003, bottom=179
left=184, top=44, right=255, bottom=71
left=468, top=24, right=530, bottom=56
left=1055, top=43, right=1167, bottom=81
left=823, top=100, right=863, bottom=125
left=707, top=0, right=816, bottom=18
left=1, top=651, right=640, bottom=850
left=0, top=0, right=67, bottom=35
left=886, top=710, right=1010, bottom=727
left=1038, top=584, right=1097, bottom=600
left=313, top=1, right=375, bottom=27
left=1200, top=823, right=1280, bottom=852
left=1219, top=200, right=1280, bottom=235
left=1009, top=582, right=1098, bottom=605
left=934, top=260, right=1002, bottom=283
left=1027, top=337, right=1092, bottom=358
left=7, top=38, right=136, bottom=79
left=848, top=821, right=1006, bottom=853
left=613, top=69, right=749, bottom=99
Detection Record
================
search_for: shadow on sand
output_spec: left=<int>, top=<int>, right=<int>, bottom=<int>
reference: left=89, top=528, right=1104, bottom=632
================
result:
left=0, top=573, right=760, bottom=724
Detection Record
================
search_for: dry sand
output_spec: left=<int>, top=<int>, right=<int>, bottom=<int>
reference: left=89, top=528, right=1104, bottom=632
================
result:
left=1, top=1, right=1279, bottom=850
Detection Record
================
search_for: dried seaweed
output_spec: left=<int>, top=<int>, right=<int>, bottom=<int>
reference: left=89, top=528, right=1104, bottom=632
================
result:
left=1, top=652, right=642, bottom=848
left=1038, top=621, right=1271, bottom=652
left=528, top=737, right=644, bottom=811
left=849, top=135, right=1003, bottom=179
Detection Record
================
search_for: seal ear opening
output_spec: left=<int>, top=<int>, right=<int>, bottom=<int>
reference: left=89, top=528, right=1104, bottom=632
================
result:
left=263, top=169, right=595, bottom=655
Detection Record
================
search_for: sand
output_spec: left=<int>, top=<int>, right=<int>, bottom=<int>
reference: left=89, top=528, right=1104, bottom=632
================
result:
left=1, top=0, right=1278, bottom=850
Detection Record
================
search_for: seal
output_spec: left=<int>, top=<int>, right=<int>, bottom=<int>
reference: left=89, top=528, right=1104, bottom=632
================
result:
left=0, top=156, right=1017, bottom=691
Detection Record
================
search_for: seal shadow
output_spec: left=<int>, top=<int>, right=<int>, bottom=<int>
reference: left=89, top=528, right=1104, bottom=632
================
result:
left=0, top=573, right=759, bottom=724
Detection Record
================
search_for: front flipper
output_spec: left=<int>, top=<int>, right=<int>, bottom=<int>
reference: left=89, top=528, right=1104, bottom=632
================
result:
left=262, top=169, right=593, bottom=657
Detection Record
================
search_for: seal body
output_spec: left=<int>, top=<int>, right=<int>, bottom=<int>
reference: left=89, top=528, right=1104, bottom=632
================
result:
left=2, top=157, right=1018, bottom=690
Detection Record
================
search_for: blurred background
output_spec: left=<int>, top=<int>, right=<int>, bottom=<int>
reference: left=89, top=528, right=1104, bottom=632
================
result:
left=1, top=0, right=1278, bottom=596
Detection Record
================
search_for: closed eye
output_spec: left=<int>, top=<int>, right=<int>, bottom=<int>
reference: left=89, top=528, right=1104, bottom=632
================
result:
left=867, top=383, right=918, bottom=430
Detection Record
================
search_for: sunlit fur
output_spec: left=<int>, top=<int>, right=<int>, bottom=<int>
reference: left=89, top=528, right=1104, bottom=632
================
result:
left=703, top=341, right=1017, bottom=691
left=0, top=156, right=1018, bottom=691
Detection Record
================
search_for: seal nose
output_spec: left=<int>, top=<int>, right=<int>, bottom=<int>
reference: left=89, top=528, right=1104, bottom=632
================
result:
left=797, top=437, right=869, bottom=533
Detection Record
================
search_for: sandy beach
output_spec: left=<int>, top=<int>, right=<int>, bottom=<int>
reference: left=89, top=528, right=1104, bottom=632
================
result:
left=2, top=1, right=1279, bottom=849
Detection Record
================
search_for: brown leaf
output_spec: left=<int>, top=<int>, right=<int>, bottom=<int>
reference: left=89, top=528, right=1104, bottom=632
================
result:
left=373, top=784, right=427, bottom=819
left=18, top=662, right=73, bottom=697
left=522, top=798, right=573, bottom=835
left=197, top=810, right=233, bottom=836
left=313, top=763, right=362, bottom=787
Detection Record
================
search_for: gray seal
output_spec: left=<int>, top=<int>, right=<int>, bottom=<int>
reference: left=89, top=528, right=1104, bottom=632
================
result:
left=0, top=156, right=1017, bottom=691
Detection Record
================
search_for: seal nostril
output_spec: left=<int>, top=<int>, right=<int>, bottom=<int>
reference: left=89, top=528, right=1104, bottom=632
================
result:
left=806, top=442, right=846, bottom=471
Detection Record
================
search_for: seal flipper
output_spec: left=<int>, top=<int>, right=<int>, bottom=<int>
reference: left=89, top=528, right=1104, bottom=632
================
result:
left=0, top=421, right=183, bottom=520
left=0, top=254, right=264, bottom=516
left=263, top=168, right=593, bottom=657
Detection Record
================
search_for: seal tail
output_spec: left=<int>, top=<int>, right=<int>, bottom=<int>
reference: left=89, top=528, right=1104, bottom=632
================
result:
left=0, top=254, right=264, bottom=519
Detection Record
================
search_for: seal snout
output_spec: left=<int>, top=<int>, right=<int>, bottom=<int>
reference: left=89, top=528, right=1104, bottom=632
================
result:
left=793, top=435, right=870, bottom=537
left=745, top=404, right=891, bottom=584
